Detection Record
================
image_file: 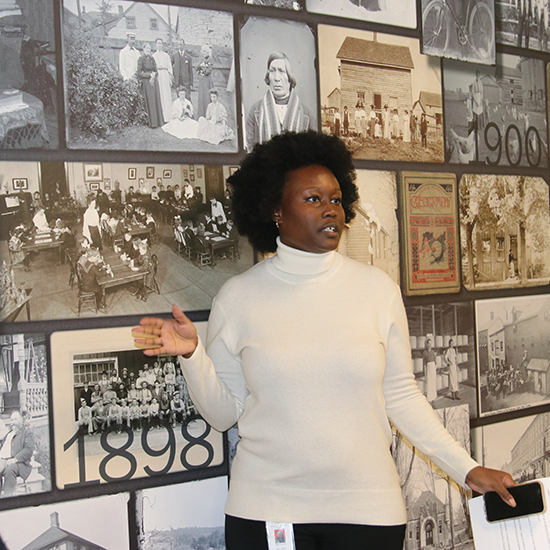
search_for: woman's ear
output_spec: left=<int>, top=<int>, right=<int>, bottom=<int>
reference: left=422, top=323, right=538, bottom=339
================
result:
left=272, top=209, right=281, bottom=226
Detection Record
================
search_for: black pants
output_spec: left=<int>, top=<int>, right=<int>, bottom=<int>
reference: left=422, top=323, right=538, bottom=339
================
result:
left=225, top=515, right=406, bottom=550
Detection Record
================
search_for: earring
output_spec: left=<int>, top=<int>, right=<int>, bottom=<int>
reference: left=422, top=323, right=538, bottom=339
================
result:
left=275, top=221, right=280, bottom=229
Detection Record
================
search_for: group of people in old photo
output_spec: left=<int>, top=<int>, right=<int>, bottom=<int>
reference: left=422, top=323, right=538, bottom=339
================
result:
left=75, top=359, right=197, bottom=436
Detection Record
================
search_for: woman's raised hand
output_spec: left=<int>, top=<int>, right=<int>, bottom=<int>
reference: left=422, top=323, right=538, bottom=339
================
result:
left=132, top=304, right=198, bottom=358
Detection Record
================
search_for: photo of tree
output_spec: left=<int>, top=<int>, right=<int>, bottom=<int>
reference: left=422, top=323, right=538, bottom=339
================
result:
left=62, top=1, right=237, bottom=152
left=459, top=174, right=550, bottom=290
left=393, top=405, right=473, bottom=550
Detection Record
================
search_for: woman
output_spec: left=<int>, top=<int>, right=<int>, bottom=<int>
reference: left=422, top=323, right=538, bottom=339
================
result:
left=134, top=131, right=515, bottom=550
left=422, top=337, right=437, bottom=404
left=444, top=338, right=460, bottom=400
left=197, top=88, right=234, bottom=145
left=162, top=86, right=199, bottom=140
left=197, top=44, right=214, bottom=118
left=137, top=42, right=164, bottom=128
left=153, top=38, right=174, bottom=123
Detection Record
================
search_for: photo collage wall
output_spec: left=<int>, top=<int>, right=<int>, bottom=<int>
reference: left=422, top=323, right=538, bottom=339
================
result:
left=1, top=0, right=550, bottom=548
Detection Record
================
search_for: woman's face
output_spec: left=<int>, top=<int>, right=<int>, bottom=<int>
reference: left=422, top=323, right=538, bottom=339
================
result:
left=156, top=39, right=163, bottom=51
left=210, top=93, right=218, bottom=103
left=143, top=43, right=151, bottom=55
left=273, top=165, right=344, bottom=254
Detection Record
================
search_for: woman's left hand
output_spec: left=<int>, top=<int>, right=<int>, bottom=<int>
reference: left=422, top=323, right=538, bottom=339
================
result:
left=466, top=466, right=516, bottom=506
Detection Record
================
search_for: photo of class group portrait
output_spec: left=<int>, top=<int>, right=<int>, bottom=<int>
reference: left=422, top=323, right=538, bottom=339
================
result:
left=0, top=333, right=51, bottom=500
left=0, top=160, right=254, bottom=323
left=62, top=0, right=237, bottom=152
left=73, top=350, right=197, bottom=438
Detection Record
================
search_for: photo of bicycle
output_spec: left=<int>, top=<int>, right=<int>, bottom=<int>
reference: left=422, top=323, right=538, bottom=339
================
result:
left=421, top=0, right=496, bottom=65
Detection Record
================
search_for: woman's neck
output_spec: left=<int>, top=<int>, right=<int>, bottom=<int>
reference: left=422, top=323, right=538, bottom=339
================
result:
left=272, top=237, right=336, bottom=275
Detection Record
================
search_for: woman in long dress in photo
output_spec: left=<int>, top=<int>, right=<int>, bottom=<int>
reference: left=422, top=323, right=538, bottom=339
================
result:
left=423, top=337, right=437, bottom=404
left=197, top=45, right=214, bottom=119
left=137, top=43, right=164, bottom=128
left=153, top=38, right=174, bottom=124
left=197, top=89, right=234, bottom=145
left=444, top=338, right=459, bottom=400
left=162, top=86, right=199, bottom=140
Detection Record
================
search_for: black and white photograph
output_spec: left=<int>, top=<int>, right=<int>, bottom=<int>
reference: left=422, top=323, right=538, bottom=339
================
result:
left=406, top=302, right=477, bottom=418
left=472, top=413, right=550, bottom=483
left=318, top=25, right=444, bottom=163
left=472, top=412, right=550, bottom=480
left=51, top=325, right=225, bottom=489
left=0, top=333, right=51, bottom=499
left=306, top=0, right=416, bottom=29
left=421, top=0, right=496, bottom=65
left=476, top=294, right=550, bottom=417
left=240, top=17, right=318, bottom=152
left=496, top=0, right=550, bottom=51
left=393, top=405, right=474, bottom=550
left=0, top=160, right=253, bottom=322
left=137, top=477, right=228, bottom=550
left=62, top=1, right=237, bottom=152
left=339, top=170, right=399, bottom=284
left=246, top=0, right=304, bottom=9
left=459, top=174, right=550, bottom=291
left=0, top=0, right=59, bottom=149
left=443, top=55, right=548, bottom=167
left=0, top=492, right=130, bottom=549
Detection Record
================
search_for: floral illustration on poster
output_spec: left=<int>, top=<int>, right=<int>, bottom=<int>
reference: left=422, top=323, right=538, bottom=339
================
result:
left=401, top=172, right=460, bottom=295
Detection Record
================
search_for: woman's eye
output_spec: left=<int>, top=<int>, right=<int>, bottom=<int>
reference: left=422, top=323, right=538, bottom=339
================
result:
left=332, top=197, right=342, bottom=204
left=306, top=196, right=320, bottom=202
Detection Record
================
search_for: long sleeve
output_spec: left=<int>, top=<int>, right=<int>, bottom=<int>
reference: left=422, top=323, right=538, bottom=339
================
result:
left=382, top=288, right=478, bottom=487
left=178, top=297, right=247, bottom=431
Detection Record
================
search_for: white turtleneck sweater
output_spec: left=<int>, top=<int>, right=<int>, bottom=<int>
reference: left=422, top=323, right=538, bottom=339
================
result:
left=180, top=239, right=478, bottom=525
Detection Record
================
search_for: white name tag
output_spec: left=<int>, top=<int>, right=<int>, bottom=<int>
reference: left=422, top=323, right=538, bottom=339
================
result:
left=266, top=522, right=296, bottom=550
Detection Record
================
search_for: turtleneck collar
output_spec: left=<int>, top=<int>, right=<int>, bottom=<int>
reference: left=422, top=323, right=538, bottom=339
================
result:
left=271, top=237, right=337, bottom=275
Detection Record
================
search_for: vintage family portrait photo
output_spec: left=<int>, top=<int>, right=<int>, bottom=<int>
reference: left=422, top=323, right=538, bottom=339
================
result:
left=137, top=477, right=228, bottom=550
left=239, top=17, right=318, bottom=152
left=393, top=405, right=474, bottom=550
left=0, top=0, right=59, bottom=149
left=51, top=324, right=224, bottom=489
left=476, top=294, right=550, bottom=417
left=459, top=174, right=550, bottom=291
left=318, top=25, right=444, bottom=163
left=400, top=172, right=460, bottom=295
left=496, top=0, right=550, bottom=51
left=443, top=54, right=547, bottom=168
left=306, top=0, right=416, bottom=29
left=406, top=302, right=477, bottom=418
left=421, top=0, right=496, bottom=64
left=0, top=160, right=253, bottom=323
left=0, top=332, right=51, bottom=499
left=0, top=492, right=130, bottom=549
left=62, top=1, right=237, bottom=152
